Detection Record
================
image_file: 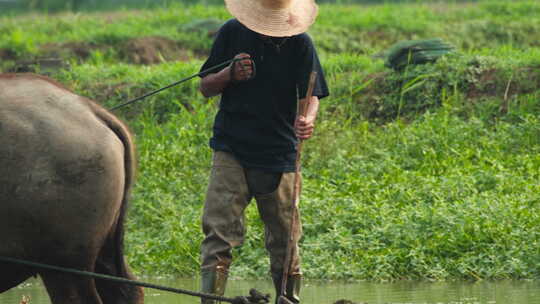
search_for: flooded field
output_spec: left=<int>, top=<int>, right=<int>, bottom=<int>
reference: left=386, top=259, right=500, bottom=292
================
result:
left=2, top=277, right=540, bottom=304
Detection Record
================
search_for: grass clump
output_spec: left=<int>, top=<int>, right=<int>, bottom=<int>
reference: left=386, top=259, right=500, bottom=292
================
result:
left=350, top=52, right=540, bottom=123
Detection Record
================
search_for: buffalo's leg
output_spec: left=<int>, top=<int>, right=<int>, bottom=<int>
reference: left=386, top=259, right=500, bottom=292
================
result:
left=0, top=264, right=34, bottom=293
left=95, top=258, right=143, bottom=304
left=94, top=233, right=144, bottom=304
left=41, top=272, right=103, bottom=304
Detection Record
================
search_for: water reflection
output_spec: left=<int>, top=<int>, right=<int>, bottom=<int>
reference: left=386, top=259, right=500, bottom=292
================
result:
left=1, top=277, right=540, bottom=304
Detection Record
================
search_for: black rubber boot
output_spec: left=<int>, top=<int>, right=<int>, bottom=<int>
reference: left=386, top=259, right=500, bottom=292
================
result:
left=272, top=272, right=301, bottom=304
left=201, top=267, right=228, bottom=304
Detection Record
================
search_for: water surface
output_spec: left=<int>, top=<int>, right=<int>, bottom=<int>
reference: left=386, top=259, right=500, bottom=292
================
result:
left=2, top=277, right=540, bottom=304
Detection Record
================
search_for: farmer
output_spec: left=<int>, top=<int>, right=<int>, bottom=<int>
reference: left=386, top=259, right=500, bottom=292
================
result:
left=197, top=0, right=329, bottom=303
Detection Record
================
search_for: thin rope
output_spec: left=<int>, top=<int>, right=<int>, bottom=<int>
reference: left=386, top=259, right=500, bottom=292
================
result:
left=0, top=256, right=264, bottom=304
left=109, top=57, right=254, bottom=111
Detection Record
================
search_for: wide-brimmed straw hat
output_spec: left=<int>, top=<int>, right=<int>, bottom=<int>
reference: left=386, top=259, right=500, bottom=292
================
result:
left=224, top=0, right=318, bottom=37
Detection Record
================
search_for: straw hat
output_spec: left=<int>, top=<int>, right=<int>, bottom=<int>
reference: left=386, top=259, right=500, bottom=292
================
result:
left=224, top=0, right=318, bottom=37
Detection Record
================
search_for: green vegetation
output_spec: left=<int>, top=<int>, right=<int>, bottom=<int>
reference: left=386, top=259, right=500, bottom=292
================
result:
left=1, top=1, right=539, bottom=281
left=0, top=0, right=483, bottom=16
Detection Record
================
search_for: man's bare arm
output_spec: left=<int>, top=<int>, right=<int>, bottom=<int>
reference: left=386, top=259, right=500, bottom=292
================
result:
left=199, top=53, right=253, bottom=98
left=199, top=67, right=232, bottom=98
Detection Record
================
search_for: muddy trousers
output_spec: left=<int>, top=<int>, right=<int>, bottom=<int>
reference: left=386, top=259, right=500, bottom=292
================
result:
left=200, top=151, right=302, bottom=304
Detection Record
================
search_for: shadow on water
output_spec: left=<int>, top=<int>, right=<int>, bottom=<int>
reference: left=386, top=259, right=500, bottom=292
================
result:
left=1, top=277, right=540, bottom=304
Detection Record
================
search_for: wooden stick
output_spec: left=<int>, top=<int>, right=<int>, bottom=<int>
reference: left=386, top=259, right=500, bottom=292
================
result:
left=279, top=71, right=318, bottom=301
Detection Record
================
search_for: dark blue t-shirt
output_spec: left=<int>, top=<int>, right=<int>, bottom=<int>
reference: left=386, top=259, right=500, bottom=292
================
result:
left=200, top=19, right=329, bottom=172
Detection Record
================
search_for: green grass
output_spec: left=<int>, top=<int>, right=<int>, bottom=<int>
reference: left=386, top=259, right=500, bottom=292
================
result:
left=1, top=1, right=540, bottom=281
left=299, top=111, right=540, bottom=280
left=1, top=1, right=540, bottom=64
left=0, top=0, right=487, bottom=16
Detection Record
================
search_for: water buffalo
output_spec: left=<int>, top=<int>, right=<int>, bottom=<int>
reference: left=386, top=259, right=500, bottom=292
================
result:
left=0, top=73, right=144, bottom=304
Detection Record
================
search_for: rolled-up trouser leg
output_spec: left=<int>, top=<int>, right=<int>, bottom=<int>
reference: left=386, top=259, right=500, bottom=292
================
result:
left=252, top=172, right=302, bottom=303
left=200, top=151, right=251, bottom=302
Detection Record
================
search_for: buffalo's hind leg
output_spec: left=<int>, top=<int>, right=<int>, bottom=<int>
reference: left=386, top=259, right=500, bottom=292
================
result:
left=0, top=264, right=34, bottom=293
left=41, top=272, right=103, bottom=304
left=94, top=236, right=144, bottom=304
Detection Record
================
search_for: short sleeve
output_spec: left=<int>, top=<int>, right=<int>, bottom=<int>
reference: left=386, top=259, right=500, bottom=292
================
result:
left=199, top=22, right=230, bottom=78
left=296, top=34, right=329, bottom=100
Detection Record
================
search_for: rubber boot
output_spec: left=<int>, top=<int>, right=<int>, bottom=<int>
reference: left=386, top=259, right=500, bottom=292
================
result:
left=272, top=272, right=301, bottom=304
left=201, top=265, right=228, bottom=304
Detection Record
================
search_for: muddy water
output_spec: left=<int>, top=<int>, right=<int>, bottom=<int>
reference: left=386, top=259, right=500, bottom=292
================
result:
left=1, top=277, right=540, bottom=304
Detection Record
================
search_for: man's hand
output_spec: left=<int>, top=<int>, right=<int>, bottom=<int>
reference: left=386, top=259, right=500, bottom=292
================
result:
left=199, top=53, right=254, bottom=97
left=294, top=96, right=319, bottom=140
left=230, top=53, right=254, bottom=82
left=295, top=115, right=315, bottom=140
